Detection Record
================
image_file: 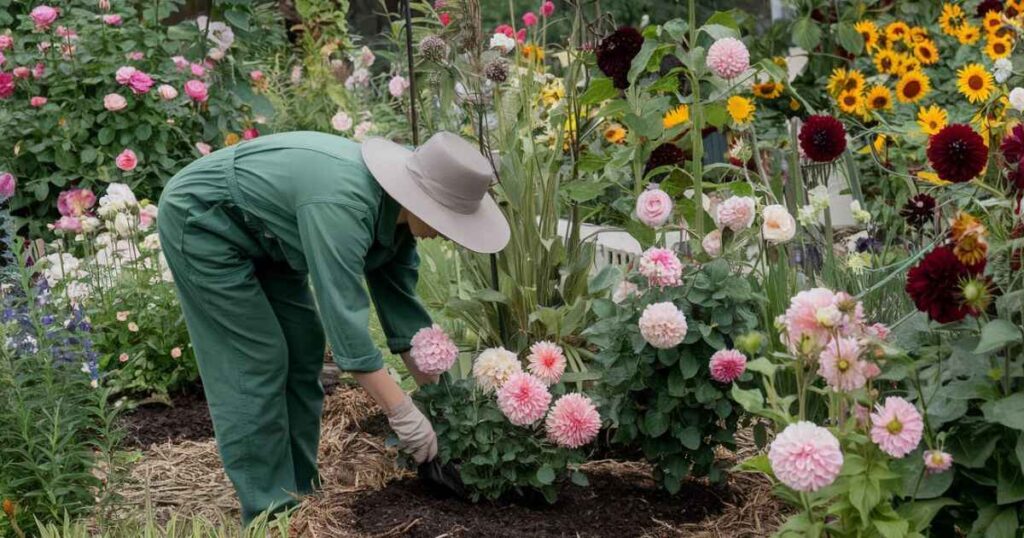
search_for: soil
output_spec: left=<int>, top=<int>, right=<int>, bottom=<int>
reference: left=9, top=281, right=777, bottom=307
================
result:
left=350, top=464, right=732, bottom=538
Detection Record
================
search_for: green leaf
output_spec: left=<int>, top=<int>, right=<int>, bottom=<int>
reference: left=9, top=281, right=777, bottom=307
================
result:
left=704, top=102, right=729, bottom=128
left=745, top=357, right=778, bottom=377
left=536, top=465, right=555, bottom=485
left=471, top=288, right=508, bottom=303
left=570, top=471, right=589, bottom=487
left=729, top=385, right=764, bottom=413
left=663, top=19, right=688, bottom=41
left=627, top=40, right=659, bottom=85
left=792, top=18, right=822, bottom=51
left=849, top=474, right=882, bottom=526
left=700, top=24, right=740, bottom=40
left=588, top=266, right=621, bottom=295
left=983, top=393, right=1024, bottom=430
left=563, top=181, right=609, bottom=203
left=897, top=498, right=958, bottom=532
left=80, top=147, right=98, bottom=165
left=985, top=508, right=1018, bottom=538
left=580, top=78, right=618, bottom=105
left=644, top=409, right=669, bottom=437
left=873, top=519, right=909, bottom=538
left=223, top=8, right=251, bottom=31
left=677, top=426, right=700, bottom=450
left=835, top=22, right=864, bottom=54
left=975, top=320, right=1023, bottom=354
left=135, top=123, right=153, bottom=142
left=997, top=457, right=1024, bottom=505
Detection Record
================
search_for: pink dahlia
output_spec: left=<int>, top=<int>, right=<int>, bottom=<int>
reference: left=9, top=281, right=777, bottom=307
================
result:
left=546, top=393, right=601, bottom=448
left=638, top=247, right=683, bottom=288
left=409, top=324, right=458, bottom=375
left=923, top=450, right=953, bottom=474
left=870, top=397, right=924, bottom=458
left=817, top=336, right=866, bottom=392
left=638, top=301, right=688, bottom=349
left=527, top=340, right=567, bottom=384
left=57, top=188, right=96, bottom=217
left=768, top=421, right=844, bottom=492
left=635, top=186, right=673, bottom=228
left=709, top=349, right=747, bottom=383
left=706, top=37, right=750, bottom=80
left=497, top=372, right=552, bottom=426
left=782, top=288, right=839, bottom=354
left=715, top=196, right=756, bottom=231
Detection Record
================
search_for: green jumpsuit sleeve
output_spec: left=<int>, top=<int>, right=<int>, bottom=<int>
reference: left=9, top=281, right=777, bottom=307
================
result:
left=296, top=201, right=383, bottom=373
left=365, top=236, right=433, bottom=354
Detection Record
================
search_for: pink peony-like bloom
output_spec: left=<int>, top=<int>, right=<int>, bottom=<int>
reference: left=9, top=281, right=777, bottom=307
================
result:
left=409, top=324, right=458, bottom=375
left=57, top=188, right=96, bottom=217
left=540, top=1, right=555, bottom=17
left=331, top=111, right=353, bottom=132
left=12, top=66, right=29, bottom=79
left=526, top=341, right=566, bottom=384
left=115, top=148, right=138, bottom=172
left=0, top=72, right=13, bottom=99
left=0, top=172, right=16, bottom=200
left=0, top=35, right=13, bottom=51
left=388, top=75, right=410, bottom=98
left=782, top=288, right=839, bottom=354
left=923, top=450, right=953, bottom=474
left=709, top=349, right=747, bottom=383
left=497, top=372, right=552, bottom=425
left=171, top=56, right=189, bottom=71
left=138, top=204, right=158, bottom=230
left=195, top=142, right=212, bottom=155
left=635, top=187, right=673, bottom=228
left=184, top=79, right=208, bottom=102
left=32, top=62, right=44, bottom=79
left=170, top=347, right=182, bottom=359
left=128, top=71, right=153, bottom=94
left=102, top=14, right=121, bottom=26
left=703, top=229, right=722, bottom=257
left=30, top=5, right=59, bottom=30
left=870, top=397, right=924, bottom=458
left=817, top=336, right=866, bottom=392
left=190, top=62, right=206, bottom=77
left=638, top=247, right=683, bottom=288
left=522, top=11, right=538, bottom=26
left=29, top=96, right=47, bottom=107
left=103, top=93, right=127, bottom=111
left=53, top=215, right=82, bottom=233
left=638, top=301, right=688, bottom=349
left=866, top=323, right=891, bottom=341
left=242, top=127, right=259, bottom=140
left=114, top=65, right=136, bottom=85
left=706, top=37, right=749, bottom=80
left=157, top=84, right=178, bottom=100
left=716, top=196, right=756, bottom=232
left=769, top=421, right=843, bottom=492
left=546, top=393, right=601, bottom=448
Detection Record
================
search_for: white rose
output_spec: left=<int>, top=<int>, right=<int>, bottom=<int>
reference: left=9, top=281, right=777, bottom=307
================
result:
left=761, top=204, right=796, bottom=244
left=1010, top=87, right=1024, bottom=112
left=489, top=33, right=516, bottom=53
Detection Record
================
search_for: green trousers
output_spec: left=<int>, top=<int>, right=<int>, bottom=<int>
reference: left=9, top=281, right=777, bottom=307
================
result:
left=158, top=153, right=327, bottom=524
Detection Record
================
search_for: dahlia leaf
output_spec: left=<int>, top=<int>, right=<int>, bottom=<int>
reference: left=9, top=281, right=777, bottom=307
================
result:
left=626, top=40, right=658, bottom=86
left=579, top=77, right=617, bottom=106
left=982, top=393, right=1024, bottom=430
left=873, top=519, right=909, bottom=538
left=997, top=456, right=1024, bottom=505
left=836, top=22, right=864, bottom=55
left=535, top=465, right=555, bottom=485
left=791, top=18, right=821, bottom=51
left=896, top=498, right=959, bottom=532
left=974, top=319, right=1023, bottom=354
left=570, top=471, right=589, bottom=487
left=701, top=24, right=740, bottom=41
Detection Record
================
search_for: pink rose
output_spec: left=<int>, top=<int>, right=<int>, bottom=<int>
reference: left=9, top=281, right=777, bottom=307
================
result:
left=128, top=71, right=153, bottom=94
left=242, top=127, right=259, bottom=140
left=32, top=63, right=44, bottom=79
left=195, top=142, right=212, bottom=155
left=0, top=73, right=13, bottom=99
left=12, top=66, right=29, bottom=79
left=115, top=148, right=138, bottom=171
left=170, top=347, right=182, bottom=358
left=702, top=229, right=722, bottom=257
left=103, top=93, right=127, bottom=111
left=127, top=51, right=144, bottom=61
left=0, top=35, right=13, bottom=51
left=0, top=172, right=16, bottom=200
left=522, top=11, right=538, bottom=27
left=190, top=63, right=206, bottom=77
left=37, top=41, right=51, bottom=53
left=30, top=5, right=59, bottom=30
left=30, top=96, right=47, bottom=107
left=102, top=14, right=122, bottom=26
left=716, top=196, right=756, bottom=231
left=57, top=188, right=96, bottom=217
left=157, top=84, right=178, bottom=100
left=540, top=1, right=555, bottom=17
left=53, top=216, right=82, bottom=233
left=635, top=187, right=673, bottom=228
left=388, top=75, right=409, bottom=98
left=249, top=70, right=264, bottom=82
left=138, top=204, right=158, bottom=230
left=119, top=353, right=129, bottom=363
left=184, top=79, right=208, bottom=102
left=115, top=65, right=136, bottom=84
left=171, top=56, right=189, bottom=71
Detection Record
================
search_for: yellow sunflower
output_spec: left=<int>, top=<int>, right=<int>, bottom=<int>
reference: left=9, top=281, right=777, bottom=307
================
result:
left=983, top=11, right=1003, bottom=35
left=957, top=23, right=982, bottom=45
left=939, top=3, right=966, bottom=36
left=897, top=55, right=923, bottom=76
left=753, top=81, right=784, bottom=99
left=663, top=104, right=690, bottom=129
left=917, top=105, right=948, bottom=135
left=957, top=63, right=995, bottom=103
left=603, top=123, right=627, bottom=144
left=855, top=20, right=879, bottom=51
left=896, top=71, right=931, bottom=103
left=909, top=26, right=930, bottom=43
left=837, top=90, right=864, bottom=115
left=913, top=40, right=940, bottom=65
left=1008, top=0, right=1024, bottom=17
left=885, top=21, right=912, bottom=44
left=827, top=68, right=865, bottom=96
left=874, top=49, right=900, bottom=74
left=727, top=96, right=755, bottom=124
left=985, top=36, right=1013, bottom=60
left=866, top=85, right=893, bottom=111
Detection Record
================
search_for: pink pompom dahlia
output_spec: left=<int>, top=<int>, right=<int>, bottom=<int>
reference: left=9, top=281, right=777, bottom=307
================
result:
left=638, top=247, right=683, bottom=288
left=817, top=336, right=867, bottom=392
left=527, top=340, right=566, bottom=384
left=472, top=347, right=522, bottom=393
left=706, top=37, right=750, bottom=80
left=546, top=393, right=601, bottom=448
left=639, top=302, right=688, bottom=349
left=497, top=372, right=552, bottom=426
left=709, top=349, right=747, bottom=383
left=409, top=324, right=458, bottom=375
left=782, top=287, right=839, bottom=354
left=768, top=421, right=844, bottom=492
left=924, top=450, right=953, bottom=474
left=870, top=397, right=924, bottom=458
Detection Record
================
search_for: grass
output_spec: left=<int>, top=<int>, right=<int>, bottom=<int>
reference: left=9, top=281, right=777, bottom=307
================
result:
left=32, top=510, right=291, bottom=538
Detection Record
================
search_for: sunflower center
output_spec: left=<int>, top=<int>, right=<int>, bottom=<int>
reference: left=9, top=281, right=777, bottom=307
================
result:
left=995, top=43, right=1006, bottom=54
left=844, top=95, right=857, bottom=106
left=969, top=75, right=984, bottom=90
left=920, top=48, right=931, bottom=59
left=845, top=79, right=858, bottom=91
left=904, top=80, right=921, bottom=97
left=873, top=97, right=886, bottom=107
left=929, top=120, right=938, bottom=129
left=886, top=418, right=904, bottom=434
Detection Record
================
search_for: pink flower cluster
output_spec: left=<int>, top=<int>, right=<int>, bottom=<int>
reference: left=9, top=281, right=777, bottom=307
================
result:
left=869, top=397, right=923, bottom=458
left=781, top=288, right=874, bottom=356
left=638, top=301, right=688, bottom=349
left=409, top=324, right=458, bottom=375
left=768, top=421, right=843, bottom=492
left=526, top=340, right=566, bottom=385
left=497, top=372, right=552, bottom=425
left=638, top=247, right=683, bottom=288
left=709, top=349, right=746, bottom=383
left=114, top=66, right=154, bottom=95
left=545, top=393, right=601, bottom=448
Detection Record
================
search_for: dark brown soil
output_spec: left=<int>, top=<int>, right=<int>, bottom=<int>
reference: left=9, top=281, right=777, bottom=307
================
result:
left=351, top=464, right=732, bottom=538
left=119, top=384, right=215, bottom=449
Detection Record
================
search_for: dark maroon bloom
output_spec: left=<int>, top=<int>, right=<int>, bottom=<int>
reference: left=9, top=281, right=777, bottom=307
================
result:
left=906, top=246, right=984, bottom=323
left=644, top=143, right=685, bottom=176
left=597, top=27, right=644, bottom=90
left=977, top=0, right=1002, bottom=16
left=900, top=193, right=937, bottom=228
left=927, top=124, right=988, bottom=183
left=1001, top=124, right=1024, bottom=164
left=798, top=115, right=847, bottom=163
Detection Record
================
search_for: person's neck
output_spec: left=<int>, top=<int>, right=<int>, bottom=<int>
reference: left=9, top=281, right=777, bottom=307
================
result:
left=396, top=207, right=408, bottom=225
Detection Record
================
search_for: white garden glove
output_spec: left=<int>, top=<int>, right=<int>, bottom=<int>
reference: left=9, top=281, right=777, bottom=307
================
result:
left=387, top=395, right=438, bottom=464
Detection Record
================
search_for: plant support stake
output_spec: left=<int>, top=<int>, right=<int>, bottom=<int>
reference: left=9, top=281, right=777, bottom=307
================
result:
left=402, top=0, right=419, bottom=146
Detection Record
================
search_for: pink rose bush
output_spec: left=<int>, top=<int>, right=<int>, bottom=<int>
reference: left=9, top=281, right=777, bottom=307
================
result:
left=30, top=5, right=60, bottom=30
left=715, top=195, right=755, bottom=231
left=184, top=79, right=208, bottom=102
left=115, top=149, right=138, bottom=171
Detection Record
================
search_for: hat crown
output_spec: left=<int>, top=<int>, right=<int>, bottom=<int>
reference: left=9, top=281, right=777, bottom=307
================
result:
left=406, top=132, right=493, bottom=215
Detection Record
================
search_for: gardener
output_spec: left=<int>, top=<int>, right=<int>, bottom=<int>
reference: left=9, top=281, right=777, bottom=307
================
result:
left=157, top=131, right=510, bottom=524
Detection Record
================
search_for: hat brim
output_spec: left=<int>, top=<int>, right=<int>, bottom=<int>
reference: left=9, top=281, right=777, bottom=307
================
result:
left=361, top=137, right=511, bottom=254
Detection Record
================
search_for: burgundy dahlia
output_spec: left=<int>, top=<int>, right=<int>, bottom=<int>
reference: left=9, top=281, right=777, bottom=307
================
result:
left=798, top=115, right=847, bottom=163
left=1001, top=124, right=1024, bottom=164
left=644, top=143, right=685, bottom=176
left=900, top=193, right=936, bottom=228
left=906, top=246, right=984, bottom=324
left=977, top=0, right=1003, bottom=16
left=927, top=124, right=988, bottom=183
left=597, top=27, right=644, bottom=90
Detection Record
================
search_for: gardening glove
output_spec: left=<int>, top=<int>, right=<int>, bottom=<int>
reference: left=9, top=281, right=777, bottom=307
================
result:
left=387, top=394, right=438, bottom=464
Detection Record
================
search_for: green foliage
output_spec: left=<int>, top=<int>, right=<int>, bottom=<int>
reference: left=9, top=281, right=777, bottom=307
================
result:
left=587, top=259, right=761, bottom=492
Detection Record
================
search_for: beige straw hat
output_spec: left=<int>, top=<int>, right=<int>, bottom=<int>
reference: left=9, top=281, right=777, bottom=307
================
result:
left=361, top=131, right=510, bottom=254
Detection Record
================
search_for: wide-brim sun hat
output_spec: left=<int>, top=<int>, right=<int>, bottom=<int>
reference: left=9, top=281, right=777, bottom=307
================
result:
left=361, top=131, right=510, bottom=254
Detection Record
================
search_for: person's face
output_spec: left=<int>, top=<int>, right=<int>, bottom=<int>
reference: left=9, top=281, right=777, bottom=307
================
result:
left=407, top=212, right=440, bottom=239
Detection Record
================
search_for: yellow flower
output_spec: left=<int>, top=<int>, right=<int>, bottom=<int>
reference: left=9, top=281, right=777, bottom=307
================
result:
left=896, top=55, right=922, bottom=77
left=940, top=3, right=966, bottom=36
left=895, top=71, right=931, bottom=103
left=772, top=56, right=789, bottom=70
left=866, top=85, right=893, bottom=111
left=837, top=90, right=864, bottom=115
left=539, top=79, right=565, bottom=107
left=224, top=133, right=241, bottom=146
left=985, top=36, right=1013, bottom=60
left=913, top=40, right=939, bottom=65
left=855, top=20, right=879, bottom=51
left=958, top=63, right=995, bottom=103
left=727, top=95, right=756, bottom=124
left=603, top=123, right=627, bottom=144
left=909, top=26, right=930, bottom=43
left=957, top=23, right=981, bottom=45
left=827, top=68, right=865, bottom=96
left=983, top=10, right=1003, bottom=35
left=789, top=98, right=801, bottom=111
left=885, top=21, right=912, bottom=44
left=663, top=104, right=690, bottom=128
left=753, top=81, right=784, bottom=99
left=859, top=134, right=890, bottom=155
left=522, top=43, right=545, bottom=62
left=917, top=105, right=948, bottom=135
left=917, top=171, right=952, bottom=186
left=951, top=212, right=989, bottom=265
left=874, top=49, right=900, bottom=74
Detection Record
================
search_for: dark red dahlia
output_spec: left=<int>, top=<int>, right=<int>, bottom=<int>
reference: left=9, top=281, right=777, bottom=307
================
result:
left=597, top=27, right=644, bottom=90
left=906, top=246, right=984, bottom=324
left=977, top=0, right=1003, bottom=16
left=1001, top=124, right=1024, bottom=164
left=927, top=124, right=988, bottom=183
left=1010, top=160, right=1024, bottom=191
left=900, top=193, right=936, bottom=228
left=798, top=115, right=847, bottom=163
left=644, top=143, right=685, bottom=176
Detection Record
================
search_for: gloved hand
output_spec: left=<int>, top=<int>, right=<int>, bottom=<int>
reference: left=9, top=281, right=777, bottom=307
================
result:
left=387, top=395, right=438, bottom=464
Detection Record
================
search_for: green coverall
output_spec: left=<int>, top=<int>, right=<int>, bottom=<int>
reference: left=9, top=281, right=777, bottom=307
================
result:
left=157, top=131, right=433, bottom=523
